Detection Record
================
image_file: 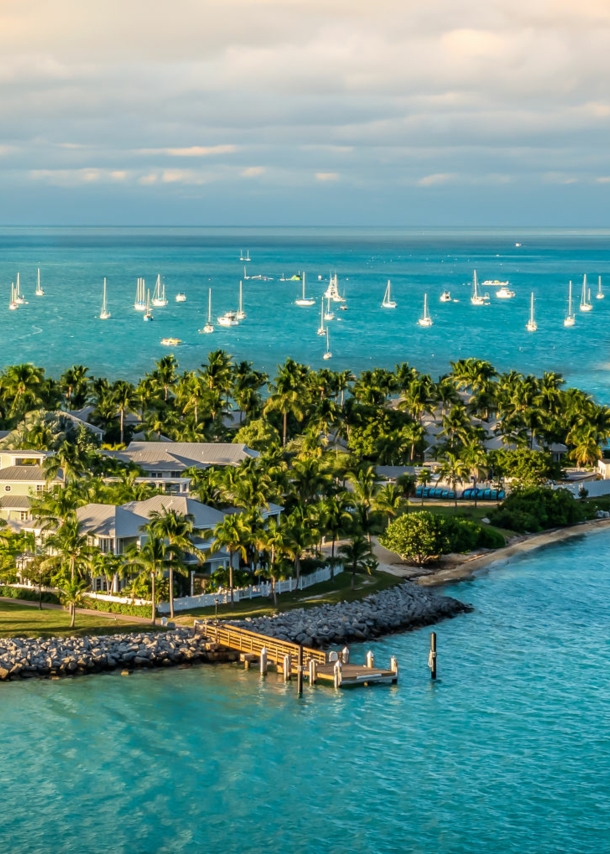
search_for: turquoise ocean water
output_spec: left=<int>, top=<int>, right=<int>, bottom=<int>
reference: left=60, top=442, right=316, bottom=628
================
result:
left=2, top=530, right=610, bottom=854
left=1, top=227, right=610, bottom=398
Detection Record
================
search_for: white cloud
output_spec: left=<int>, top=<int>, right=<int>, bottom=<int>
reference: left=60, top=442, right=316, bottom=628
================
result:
left=241, top=166, right=265, bottom=177
left=417, top=173, right=455, bottom=186
left=315, top=172, right=339, bottom=181
left=140, top=145, right=237, bottom=157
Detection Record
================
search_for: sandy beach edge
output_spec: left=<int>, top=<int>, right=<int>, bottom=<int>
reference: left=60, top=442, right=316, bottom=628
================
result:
left=412, top=516, right=610, bottom=588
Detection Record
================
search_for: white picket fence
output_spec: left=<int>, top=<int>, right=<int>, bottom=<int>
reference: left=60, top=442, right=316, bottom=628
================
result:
left=157, top=564, right=344, bottom=614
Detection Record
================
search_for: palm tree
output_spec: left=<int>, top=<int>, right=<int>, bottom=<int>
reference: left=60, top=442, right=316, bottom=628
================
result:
left=319, top=493, right=352, bottom=564
left=253, top=517, right=289, bottom=607
left=41, top=518, right=93, bottom=584
left=264, top=358, right=308, bottom=446
left=462, top=441, right=489, bottom=506
left=151, top=355, right=178, bottom=402
left=148, top=508, right=197, bottom=618
left=60, top=365, right=90, bottom=409
left=437, top=452, right=470, bottom=507
left=209, top=514, right=251, bottom=602
left=59, top=578, right=89, bottom=628
left=2, top=363, right=46, bottom=419
left=43, top=440, right=90, bottom=484
left=125, top=533, right=169, bottom=624
left=417, top=468, right=431, bottom=504
left=112, top=380, right=136, bottom=445
left=339, top=534, right=374, bottom=591
left=373, top=483, right=407, bottom=525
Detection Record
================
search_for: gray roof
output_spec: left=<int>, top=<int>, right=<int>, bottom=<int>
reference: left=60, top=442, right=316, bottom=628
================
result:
left=0, top=466, right=46, bottom=482
left=0, top=495, right=32, bottom=508
left=108, top=441, right=259, bottom=472
left=76, top=504, right=148, bottom=539
left=122, top=494, right=226, bottom=530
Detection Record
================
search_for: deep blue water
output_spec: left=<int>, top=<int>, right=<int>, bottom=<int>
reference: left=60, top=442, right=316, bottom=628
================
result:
left=2, top=530, right=610, bottom=854
left=1, top=227, right=610, bottom=399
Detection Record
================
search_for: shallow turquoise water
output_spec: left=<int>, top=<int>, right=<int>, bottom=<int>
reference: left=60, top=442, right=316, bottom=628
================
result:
left=2, top=530, right=610, bottom=853
left=1, top=227, right=610, bottom=399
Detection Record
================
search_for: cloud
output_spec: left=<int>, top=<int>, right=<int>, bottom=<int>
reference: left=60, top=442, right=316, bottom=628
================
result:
left=596, top=176, right=610, bottom=184
left=315, top=172, right=339, bottom=181
left=139, top=145, right=237, bottom=158
left=241, top=166, right=265, bottom=177
left=417, top=173, right=455, bottom=186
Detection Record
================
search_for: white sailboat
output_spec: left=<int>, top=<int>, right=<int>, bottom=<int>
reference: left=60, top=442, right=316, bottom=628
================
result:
left=200, top=288, right=214, bottom=333
left=322, top=327, right=332, bottom=360
left=325, top=273, right=344, bottom=303
left=175, top=292, right=187, bottom=302
left=134, top=278, right=146, bottom=311
left=151, top=274, right=168, bottom=307
left=100, top=278, right=111, bottom=320
left=471, top=270, right=486, bottom=306
left=217, top=311, right=239, bottom=327
left=526, top=292, right=537, bottom=332
left=243, top=266, right=250, bottom=281
left=317, top=296, right=325, bottom=336
left=245, top=250, right=251, bottom=262
left=579, top=274, right=593, bottom=312
left=440, top=290, right=451, bottom=302
left=9, top=283, right=18, bottom=310
left=381, top=280, right=397, bottom=309
left=143, top=289, right=153, bottom=321
left=295, top=271, right=315, bottom=306
left=35, top=268, right=44, bottom=297
left=236, top=280, right=246, bottom=320
left=324, top=295, right=335, bottom=321
left=417, top=293, right=433, bottom=327
left=564, top=280, right=575, bottom=327
left=596, top=275, right=604, bottom=300
left=15, top=273, right=26, bottom=305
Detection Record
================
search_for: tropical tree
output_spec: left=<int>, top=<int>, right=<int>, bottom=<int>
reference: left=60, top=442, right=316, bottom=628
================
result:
left=125, top=532, right=170, bottom=624
left=148, top=508, right=197, bottom=618
left=437, top=452, right=470, bottom=507
left=41, top=518, right=93, bottom=583
left=338, top=534, right=374, bottom=591
left=112, top=380, right=136, bottom=445
left=209, top=514, right=252, bottom=602
left=59, top=578, right=89, bottom=628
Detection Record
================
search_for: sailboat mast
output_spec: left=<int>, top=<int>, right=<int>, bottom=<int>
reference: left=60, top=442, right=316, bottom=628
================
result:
left=239, top=280, right=243, bottom=313
left=568, top=280, right=572, bottom=315
left=208, top=288, right=212, bottom=323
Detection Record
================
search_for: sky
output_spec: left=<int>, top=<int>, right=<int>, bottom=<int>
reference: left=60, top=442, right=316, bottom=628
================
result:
left=0, top=0, right=609, bottom=226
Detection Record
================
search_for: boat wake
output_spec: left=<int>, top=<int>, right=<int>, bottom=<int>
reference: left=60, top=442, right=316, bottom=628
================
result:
left=18, top=325, right=44, bottom=339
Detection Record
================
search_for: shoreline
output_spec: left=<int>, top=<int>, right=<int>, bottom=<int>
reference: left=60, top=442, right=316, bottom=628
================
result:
left=413, top=516, right=610, bottom=587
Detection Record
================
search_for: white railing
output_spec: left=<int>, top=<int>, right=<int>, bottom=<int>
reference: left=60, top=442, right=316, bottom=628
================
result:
left=157, top=564, right=343, bottom=614
left=86, top=591, right=151, bottom=607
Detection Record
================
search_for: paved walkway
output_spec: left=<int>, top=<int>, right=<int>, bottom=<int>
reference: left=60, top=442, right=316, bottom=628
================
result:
left=0, top=596, right=154, bottom=624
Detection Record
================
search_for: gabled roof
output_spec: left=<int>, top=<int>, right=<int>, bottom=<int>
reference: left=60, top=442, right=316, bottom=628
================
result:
left=0, top=495, right=32, bottom=508
left=108, top=441, right=259, bottom=471
left=122, top=494, right=226, bottom=530
left=76, top=504, right=148, bottom=539
left=0, top=466, right=46, bottom=482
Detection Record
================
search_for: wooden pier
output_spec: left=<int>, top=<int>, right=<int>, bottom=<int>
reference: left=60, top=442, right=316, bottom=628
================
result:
left=196, top=621, right=398, bottom=689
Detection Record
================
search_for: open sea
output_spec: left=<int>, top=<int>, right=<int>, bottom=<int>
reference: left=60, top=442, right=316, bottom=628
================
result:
left=2, top=530, right=610, bottom=854
left=1, top=227, right=610, bottom=398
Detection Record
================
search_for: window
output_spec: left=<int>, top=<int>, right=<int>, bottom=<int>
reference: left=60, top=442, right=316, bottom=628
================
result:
left=4, top=486, right=11, bottom=493
left=36, top=484, right=44, bottom=493
left=19, top=512, right=29, bottom=522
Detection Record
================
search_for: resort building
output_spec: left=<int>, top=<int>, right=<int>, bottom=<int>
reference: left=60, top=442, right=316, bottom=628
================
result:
left=104, top=441, right=259, bottom=494
left=0, top=450, right=57, bottom=523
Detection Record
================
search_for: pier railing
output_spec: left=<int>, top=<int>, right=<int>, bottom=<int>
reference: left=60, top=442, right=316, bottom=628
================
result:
left=201, top=622, right=327, bottom=666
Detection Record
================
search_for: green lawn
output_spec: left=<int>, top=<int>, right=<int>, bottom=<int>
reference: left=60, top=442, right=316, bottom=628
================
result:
left=176, top=568, right=403, bottom=624
left=0, top=601, right=158, bottom=639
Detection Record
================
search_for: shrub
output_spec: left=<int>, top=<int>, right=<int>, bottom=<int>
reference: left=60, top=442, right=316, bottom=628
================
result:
left=82, top=597, right=151, bottom=618
left=489, top=486, right=585, bottom=533
left=0, top=585, right=60, bottom=605
left=380, top=512, right=450, bottom=565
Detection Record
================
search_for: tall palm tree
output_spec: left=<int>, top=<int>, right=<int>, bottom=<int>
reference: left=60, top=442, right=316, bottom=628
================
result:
left=437, top=452, right=470, bottom=507
left=148, top=508, right=197, bottom=618
left=59, top=578, right=89, bottom=629
left=2, top=363, right=46, bottom=419
left=462, top=441, right=489, bottom=506
left=112, top=380, right=136, bottom=445
left=125, top=533, right=169, bottom=624
left=209, top=514, right=251, bottom=602
left=373, top=483, right=407, bottom=525
left=43, top=440, right=90, bottom=484
left=60, top=365, right=90, bottom=409
left=41, top=518, right=93, bottom=584
left=264, top=358, right=308, bottom=446
left=151, top=355, right=178, bottom=402
left=339, top=534, right=374, bottom=591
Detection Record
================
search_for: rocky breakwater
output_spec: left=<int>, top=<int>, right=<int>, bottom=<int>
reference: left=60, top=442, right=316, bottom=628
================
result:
left=231, top=581, right=472, bottom=648
left=0, top=628, right=227, bottom=682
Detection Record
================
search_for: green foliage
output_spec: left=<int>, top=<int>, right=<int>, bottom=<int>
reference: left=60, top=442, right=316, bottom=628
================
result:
left=381, top=511, right=506, bottom=564
left=489, top=486, right=586, bottom=533
left=380, top=511, right=450, bottom=565
left=0, top=585, right=61, bottom=605
left=234, top=418, right=281, bottom=451
left=81, top=597, right=152, bottom=618
left=490, top=448, right=562, bottom=487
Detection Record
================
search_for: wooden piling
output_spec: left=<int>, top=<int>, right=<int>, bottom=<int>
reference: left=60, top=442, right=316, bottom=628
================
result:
left=429, top=632, right=437, bottom=680
left=333, top=660, right=342, bottom=689
left=260, top=647, right=268, bottom=676
left=366, top=650, right=375, bottom=669
left=309, top=658, right=317, bottom=684
left=297, top=645, right=304, bottom=696
left=283, top=654, right=292, bottom=681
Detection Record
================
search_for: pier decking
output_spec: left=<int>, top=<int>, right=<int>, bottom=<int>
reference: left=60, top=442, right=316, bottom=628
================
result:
left=197, top=621, right=398, bottom=688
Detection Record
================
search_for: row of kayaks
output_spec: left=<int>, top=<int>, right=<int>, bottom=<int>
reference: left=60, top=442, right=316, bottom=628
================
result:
left=415, top=486, right=506, bottom=501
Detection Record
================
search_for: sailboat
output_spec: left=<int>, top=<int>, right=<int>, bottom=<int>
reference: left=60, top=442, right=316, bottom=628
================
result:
left=564, top=281, right=575, bottom=327
left=151, top=275, right=168, bottom=307
left=325, top=273, right=344, bottom=303
left=417, top=293, right=433, bottom=327
left=100, top=278, right=111, bottom=320
left=579, top=274, right=593, bottom=312
left=381, top=280, right=396, bottom=309
left=317, top=296, right=325, bottom=336
left=243, top=266, right=251, bottom=281
left=526, top=293, right=537, bottom=332
left=324, top=295, right=335, bottom=321
left=245, top=250, right=251, bottom=262
left=236, top=280, right=246, bottom=320
left=471, top=270, right=486, bottom=306
left=134, top=278, right=146, bottom=311
left=143, top=289, right=153, bottom=321
left=14, top=273, right=26, bottom=305
left=597, top=275, right=604, bottom=300
left=9, top=283, right=18, bottom=310
left=239, top=250, right=245, bottom=261
left=295, top=271, right=315, bottom=306
left=440, top=290, right=451, bottom=302
left=35, top=268, right=44, bottom=297
left=323, top=327, right=332, bottom=360
left=200, top=288, right=214, bottom=333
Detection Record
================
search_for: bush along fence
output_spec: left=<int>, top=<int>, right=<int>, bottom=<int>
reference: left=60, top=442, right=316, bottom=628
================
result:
left=157, top=564, right=344, bottom=614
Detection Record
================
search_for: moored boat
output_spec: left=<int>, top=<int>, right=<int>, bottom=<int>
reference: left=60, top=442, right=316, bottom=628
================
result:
left=526, top=292, right=537, bottom=332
